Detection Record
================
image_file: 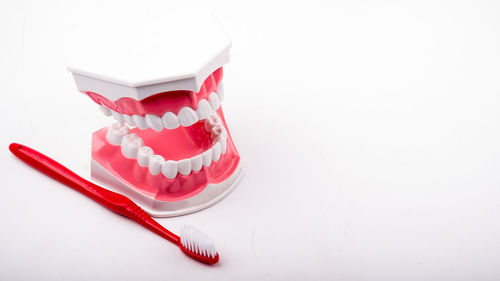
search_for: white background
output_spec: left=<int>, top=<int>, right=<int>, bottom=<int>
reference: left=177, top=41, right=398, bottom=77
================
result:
left=1, top=0, right=500, bottom=280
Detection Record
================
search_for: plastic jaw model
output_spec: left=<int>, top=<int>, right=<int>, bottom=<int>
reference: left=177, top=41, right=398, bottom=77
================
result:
left=66, top=10, right=242, bottom=217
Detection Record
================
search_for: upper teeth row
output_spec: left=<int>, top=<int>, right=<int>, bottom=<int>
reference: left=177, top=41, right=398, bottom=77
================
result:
left=99, top=92, right=222, bottom=132
left=105, top=115, right=227, bottom=179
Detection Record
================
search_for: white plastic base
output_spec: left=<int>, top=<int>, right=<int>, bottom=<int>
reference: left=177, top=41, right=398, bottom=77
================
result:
left=90, top=159, right=243, bottom=217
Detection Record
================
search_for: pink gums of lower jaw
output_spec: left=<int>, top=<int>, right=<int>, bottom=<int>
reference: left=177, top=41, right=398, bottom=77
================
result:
left=85, top=68, right=223, bottom=117
left=91, top=108, right=240, bottom=202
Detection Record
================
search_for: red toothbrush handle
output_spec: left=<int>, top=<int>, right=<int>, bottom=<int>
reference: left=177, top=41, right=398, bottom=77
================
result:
left=9, top=143, right=179, bottom=244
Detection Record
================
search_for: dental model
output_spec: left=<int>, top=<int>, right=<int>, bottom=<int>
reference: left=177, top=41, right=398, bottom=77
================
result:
left=66, top=10, right=242, bottom=217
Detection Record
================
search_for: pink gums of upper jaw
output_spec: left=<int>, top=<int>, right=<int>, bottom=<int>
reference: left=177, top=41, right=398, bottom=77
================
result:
left=84, top=68, right=223, bottom=117
left=91, top=108, right=240, bottom=201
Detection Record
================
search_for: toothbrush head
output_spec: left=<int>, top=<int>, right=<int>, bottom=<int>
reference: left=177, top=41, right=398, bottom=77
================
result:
left=179, top=225, right=219, bottom=265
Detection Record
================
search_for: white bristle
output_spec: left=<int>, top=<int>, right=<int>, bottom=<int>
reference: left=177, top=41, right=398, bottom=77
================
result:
left=180, top=225, right=216, bottom=258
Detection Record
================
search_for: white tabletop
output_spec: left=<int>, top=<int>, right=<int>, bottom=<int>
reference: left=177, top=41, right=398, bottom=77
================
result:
left=1, top=1, right=500, bottom=280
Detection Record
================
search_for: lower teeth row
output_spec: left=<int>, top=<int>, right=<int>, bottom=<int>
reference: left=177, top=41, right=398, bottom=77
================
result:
left=105, top=115, right=227, bottom=179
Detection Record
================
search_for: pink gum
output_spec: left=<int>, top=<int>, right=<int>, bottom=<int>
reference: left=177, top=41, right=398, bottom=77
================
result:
left=91, top=109, right=240, bottom=202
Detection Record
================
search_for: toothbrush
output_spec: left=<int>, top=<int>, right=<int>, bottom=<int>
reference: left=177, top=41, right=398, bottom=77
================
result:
left=8, top=143, right=219, bottom=265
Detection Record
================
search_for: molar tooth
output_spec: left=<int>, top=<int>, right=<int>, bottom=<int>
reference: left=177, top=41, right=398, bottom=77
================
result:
left=146, top=114, right=164, bottom=132
left=106, top=123, right=129, bottom=145
left=162, top=112, right=180, bottom=129
left=212, top=142, right=221, bottom=162
left=211, top=124, right=223, bottom=139
left=208, top=92, right=220, bottom=110
left=195, top=99, right=212, bottom=120
left=148, top=155, right=165, bottom=175
left=219, top=134, right=227, bottom=154
left=99, top=105, right=112, bottom=116
left=204, top=114, right=220, bottom=132
left=132, top=115, right=148, bottom=130
left=177, top=159, right=192, bottom=176
left=112, top=110, right=125, bottom=123
left=201, top=148, right=213, bottom=167
left=123, top=114, right=136, bottom=127
left=217, top=81, right=224, bottom=102
left=137, top=146, right=154, bottom=167
left=121, top=134, right=144, bottom=159
left=162, top=160, right=178, bottom=179
left=190, top=154, right=203, bottom=172
left=177, top=107, right=198, bottom=127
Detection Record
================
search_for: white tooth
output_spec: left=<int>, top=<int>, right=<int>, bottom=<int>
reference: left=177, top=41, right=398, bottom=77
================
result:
left=137, top=146, right=154, bottom=167
left=121, top=134, right=144, bottom=159
left=211, top=124, right=223, bottom=139
left=212, top=142, right=221, bottom=162
left=146, top=114, right=164, bottom=132
left=162, top=112, right=180, bottom=129
left=219, top=134, right=227, bottom=154
left=208, top=92, right=220, bottom=110
left=217, top=81, right=224, bottom=102
left=162, top=160, right=178, bottom=179
left=201, top=148, right=213, bottom=167
left=112, top=110, right=125, bottom=123
left=123, top=114, right=136, bottom=127
left=190, top=155, right=203, bottom=172
left=177, top=159, right=192, bottom=176
left=99, top=105, right=112, bottom=116
left=204, top=114, right=220, bottom=132
left=148, top=154, right=165, bottom=175
left=177, top=107, right=198, bottom=127
left=195, top=99, right=212, bottom=120
left=132, top=115, right=148, bottom=130
left=106, top=123, right=129, bottom=145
